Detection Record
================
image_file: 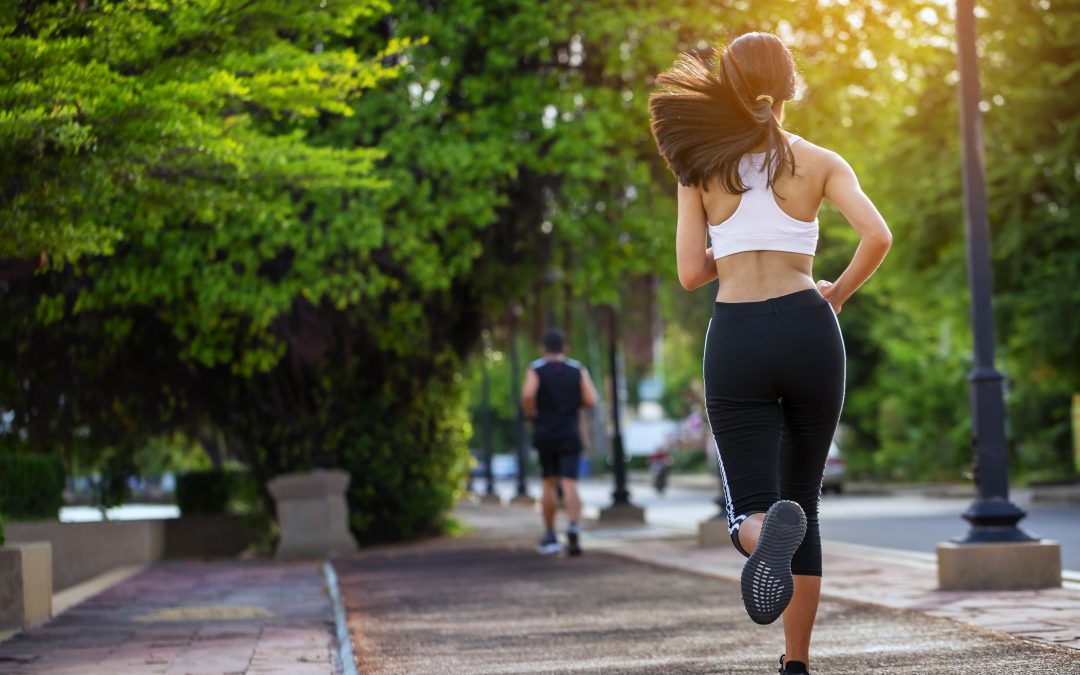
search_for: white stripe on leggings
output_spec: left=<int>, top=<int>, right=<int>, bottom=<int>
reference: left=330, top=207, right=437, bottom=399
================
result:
left=703, top=317, right=739, bottom=533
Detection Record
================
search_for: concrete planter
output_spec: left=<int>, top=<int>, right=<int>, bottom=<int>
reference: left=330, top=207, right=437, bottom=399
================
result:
left=6, top=515, right=255, bottom=592
left=0, top=542, right=52, bottom=632
left=268, top=470, right=357, bottom=560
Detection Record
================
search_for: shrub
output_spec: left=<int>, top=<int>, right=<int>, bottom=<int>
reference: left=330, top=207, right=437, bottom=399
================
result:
left=0, top=512, right=5, bottom=547
left=0, top=454, right=65, bottom=520
left=339, top=375, right=471, bottom=545
left=176, top=470, right=254, bottom=516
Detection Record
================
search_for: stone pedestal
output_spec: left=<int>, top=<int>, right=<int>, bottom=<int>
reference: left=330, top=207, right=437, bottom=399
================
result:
left=697, top=518, right=730, bottom=548
left=509, top=494, right=537, bottom=507
left=598, top=503, right=645, bottom=524
left=937, top=540, right=1061, bottom=590
left=479, top=493, right=503, bottom=506
left=268, top=470, right=358, bottom=560
left=0, top=542, right=52, bottom=631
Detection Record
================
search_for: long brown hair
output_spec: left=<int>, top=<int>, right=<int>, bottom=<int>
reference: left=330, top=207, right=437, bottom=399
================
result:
left=649, top=32, right=797, bottom=193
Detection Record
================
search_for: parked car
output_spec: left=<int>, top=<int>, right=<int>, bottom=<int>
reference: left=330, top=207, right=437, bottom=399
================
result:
left=821, top=441, right=845, bottom=494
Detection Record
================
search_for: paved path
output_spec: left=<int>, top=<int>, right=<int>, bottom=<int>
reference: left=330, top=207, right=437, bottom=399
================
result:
left=0, top=561, right=338, bottom=675
left=1, top=498, right=1076, bottom=674
left=335, top=542, right=1080, bottom=674
left=459, top=498, right=1080, bottom=652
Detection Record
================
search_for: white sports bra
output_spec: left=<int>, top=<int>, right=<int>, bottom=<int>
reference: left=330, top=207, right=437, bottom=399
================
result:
left=707, top=135, right=818, bottom=260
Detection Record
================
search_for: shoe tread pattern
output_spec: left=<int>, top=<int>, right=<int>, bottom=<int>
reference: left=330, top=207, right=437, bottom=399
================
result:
left=741, top=500, right=807, bottom=625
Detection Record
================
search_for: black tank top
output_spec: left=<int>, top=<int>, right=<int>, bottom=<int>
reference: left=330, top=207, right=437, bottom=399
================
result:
left=531, top=357, right=583, bottom=449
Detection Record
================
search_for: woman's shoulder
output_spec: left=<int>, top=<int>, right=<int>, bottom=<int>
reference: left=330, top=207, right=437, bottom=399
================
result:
left=789, top=135, right=841, bottom=161
left=788, top=136, right=850, bottom=177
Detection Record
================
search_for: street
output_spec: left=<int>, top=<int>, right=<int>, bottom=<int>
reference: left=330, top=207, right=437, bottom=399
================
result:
left=489, top=476, right=1080, bottom=573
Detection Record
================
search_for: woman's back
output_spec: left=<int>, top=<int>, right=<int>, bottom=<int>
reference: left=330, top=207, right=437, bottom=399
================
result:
left=702, top=137, right=835, bottom=302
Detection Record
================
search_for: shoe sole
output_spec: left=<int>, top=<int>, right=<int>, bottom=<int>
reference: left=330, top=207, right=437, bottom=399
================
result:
left=741, top=500, right=806, bottom=625
left=537, top=543, right=561, bottom=555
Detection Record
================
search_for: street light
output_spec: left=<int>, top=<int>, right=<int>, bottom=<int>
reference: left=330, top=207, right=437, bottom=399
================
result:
left=507, top=304, right=535, bottom=506
left=952, top=0, right=1032, bottom=545
left=937, top=0, right=1060, bottom=590
left=599, top=305, right=644, bottom=523
left=479, top=339, right=501, bottom=505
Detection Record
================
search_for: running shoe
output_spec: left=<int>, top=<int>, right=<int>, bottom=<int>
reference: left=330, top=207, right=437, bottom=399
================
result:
left=566, top=530, right=582, bottom=557
left=537, top=530, right=560, bottom=555
left=741, top=500, right=807, bottom=625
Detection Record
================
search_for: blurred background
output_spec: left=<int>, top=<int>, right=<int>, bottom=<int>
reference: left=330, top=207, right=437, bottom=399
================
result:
left=0, top=0, right=1076, bottom=550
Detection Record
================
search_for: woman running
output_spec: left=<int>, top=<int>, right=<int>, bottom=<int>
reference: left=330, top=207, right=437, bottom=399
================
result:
left=649, top=32, right=892, bottom=674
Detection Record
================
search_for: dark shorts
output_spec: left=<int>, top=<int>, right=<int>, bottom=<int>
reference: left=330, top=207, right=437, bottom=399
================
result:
left=536, top=442, right=582, bottom=479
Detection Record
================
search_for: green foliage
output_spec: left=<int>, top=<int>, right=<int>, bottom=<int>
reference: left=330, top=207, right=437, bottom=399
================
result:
left=0, top=0, right=407, bottom=375
left=0, top=454, right=65, bottom=520
left=0, top=512, right=5, bottom=547
left=176, top=470, right=254, bottom=516
left=94, top=451, right=136, bottom=511
left=0, top=0, right=403, bottom=270
left=341, top=372, right=471, bottom=544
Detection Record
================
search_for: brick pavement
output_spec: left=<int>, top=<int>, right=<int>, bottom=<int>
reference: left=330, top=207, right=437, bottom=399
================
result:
left=0, top=561, right=338, bottom=675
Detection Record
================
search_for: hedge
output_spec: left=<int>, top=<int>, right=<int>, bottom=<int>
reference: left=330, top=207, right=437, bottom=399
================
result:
left=175, top=470, right=255, bottom=516
left=0, top=454, right=65, bottom=520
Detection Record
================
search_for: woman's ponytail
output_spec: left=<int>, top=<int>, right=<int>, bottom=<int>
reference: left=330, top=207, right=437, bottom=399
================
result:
left=649, top=33, right=796, bottom=194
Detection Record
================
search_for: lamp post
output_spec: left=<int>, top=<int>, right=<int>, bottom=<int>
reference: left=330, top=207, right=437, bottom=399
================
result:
left=479, top=344, right=501, bottom=505
left=936, top=0, right=1061, bottom=590
left=599, top=305, right=644, bottom=522
left=508, top=304, right=535, bottom=506
left=952, top=0, right=1032, bottom=544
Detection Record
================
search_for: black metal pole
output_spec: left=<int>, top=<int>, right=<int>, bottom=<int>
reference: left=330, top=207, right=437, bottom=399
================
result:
left=508, top=310, right=529, bottom=499
left=481, top=357, right=496, bottom=497
left=608, top=306, right=630, bottom=505
left=953, top=0, right=1033, bottom=544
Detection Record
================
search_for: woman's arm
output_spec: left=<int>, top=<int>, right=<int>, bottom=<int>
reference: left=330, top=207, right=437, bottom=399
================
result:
left=676, top=183, right=719, bottom=291
left=817, top=154, right=893, bottom=313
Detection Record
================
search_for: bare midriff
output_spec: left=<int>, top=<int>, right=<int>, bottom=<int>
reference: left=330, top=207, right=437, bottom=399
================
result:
left=713, top=250, right=816, bottom=303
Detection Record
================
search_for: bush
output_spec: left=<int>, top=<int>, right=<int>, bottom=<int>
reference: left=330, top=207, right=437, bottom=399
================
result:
left=0, top=512, right=5, bottom=547
left=340, top=375, right=470, bottom=545
left=176, top=470, right=255, bottom=516
left=0, top=454, right=65, bottom=520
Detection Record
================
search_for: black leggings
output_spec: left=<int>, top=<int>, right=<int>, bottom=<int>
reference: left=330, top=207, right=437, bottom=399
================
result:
left=703, top=289, right=845, bottom=576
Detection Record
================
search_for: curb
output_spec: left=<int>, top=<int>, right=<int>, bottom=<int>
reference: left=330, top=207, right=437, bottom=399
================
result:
left=323, top=560, right=359, bottom=675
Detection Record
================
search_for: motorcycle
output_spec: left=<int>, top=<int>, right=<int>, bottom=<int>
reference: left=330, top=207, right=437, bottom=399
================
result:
left=649, top=449, right=671, bottom=495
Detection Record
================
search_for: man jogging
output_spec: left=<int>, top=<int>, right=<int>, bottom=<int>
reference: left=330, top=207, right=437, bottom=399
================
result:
left=522, top=329, right=598, bottom=556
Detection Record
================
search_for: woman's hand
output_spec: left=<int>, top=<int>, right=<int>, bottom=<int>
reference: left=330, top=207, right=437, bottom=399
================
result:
left=817, top=279, right=842, bottom=315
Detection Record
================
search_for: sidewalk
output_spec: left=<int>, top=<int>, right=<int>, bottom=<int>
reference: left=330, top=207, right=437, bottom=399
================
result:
left=335, top=501, right=1080, bottom=673
left=0, top=500, right=1076, bottom=674
left=0, top=561, right=339, bottom=675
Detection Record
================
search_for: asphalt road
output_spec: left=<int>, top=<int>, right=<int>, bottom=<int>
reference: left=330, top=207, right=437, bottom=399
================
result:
left=488, top=477, right=1080, bottom=572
